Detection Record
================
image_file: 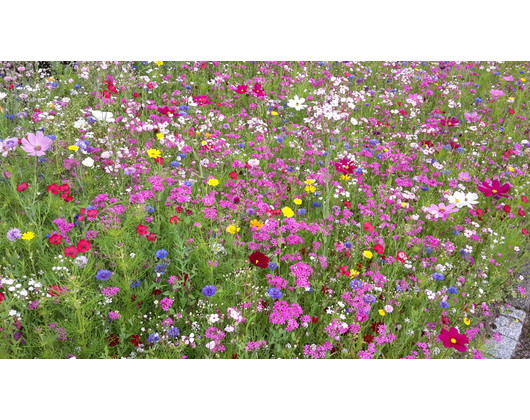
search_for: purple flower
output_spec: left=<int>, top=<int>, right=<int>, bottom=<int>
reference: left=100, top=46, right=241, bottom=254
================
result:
left=7, top=228, right=22, bottom=241
left=96, top=269, right=112, bottom=281
left=202, top=285, right=217, bottom=297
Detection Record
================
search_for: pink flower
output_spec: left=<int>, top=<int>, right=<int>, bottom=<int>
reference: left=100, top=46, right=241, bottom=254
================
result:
left=438, top=327, right=469, bottom=352
left=425, top=203, right=459, bottom=219
left=20, top=131, right=53, bottom=156
left=458, top=171, right=471, bottom=182
left=489, top=89, right=505, bottom=99
left=463, top=111, right=479, bottom=123
left=477, top=179, right=511, bottom=198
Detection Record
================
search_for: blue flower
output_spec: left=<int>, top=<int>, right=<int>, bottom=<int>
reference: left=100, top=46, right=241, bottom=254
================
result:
left=344, top=241, right=352, bottom=249
left=46, top=135, right=56, bottom=141
left=246, top=208, right=256, bottom=216
left=178, top=153, right=186, bottom=158
left=298, top=209, right=306, bottom=215
left=168, top=327, right=180, bottom=338
left=447, top=287, right=458, bottom=294
left=185, top=85, right=192, bottom=90
left=425, top=247, right=432, bottom=255
left=452, top=230, right=460, bottom=236
left=439, top=301, right=450, bottom=309
left=155, top=264, right=167, bottom=274
left=267, top=288, right=283, bottom=299
left=350, top=280, right=362, bottom=289
left=96, top=269, right=112, bottom=281
left=363, top=294, right=376, bottom=304
left=171, top=161, right=180, bottom=167
left=130, top=280, right=141, bottom=288
left=237, top=143, right=245, bottom=148
left=459, top=249, right=468, bottom=256
left=202, top=285, right=216, bottom=297
left=433, top=273, right=445, bottom=282
left=179, top=105, right=190, bottom=111
left=147, top=333, right=160, bottom=343
left=312, top=202, right=322, bottom=208
left=156, top=249, right=169, bottom=259
left=145, top=205, right=155, bottom=213
left=184, top=181, right=193, bottom=187
left=268, top=262, right=278, bottom=270
left=74, top=84, right=81, bottom=89
left=355, top=168, right=363, bottom=174
left=86, top=205, right=95, bottom=210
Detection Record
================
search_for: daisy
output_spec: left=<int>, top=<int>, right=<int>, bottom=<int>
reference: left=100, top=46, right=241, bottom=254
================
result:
left=287, top=95, right=307, bottom=111
left=448, top=191, right=479, bottom=208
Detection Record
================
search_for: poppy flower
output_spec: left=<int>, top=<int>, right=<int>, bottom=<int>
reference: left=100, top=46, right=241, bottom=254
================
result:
left=312, top=316, right=319, bottom=324
left=77, top=239, right=91, bottom=253
left=374, top=244, right=384, bottom=254
left=146, top=233, right=157, bottom=242
left=0, top=292, right=5, bottom=305
left=339, top=265, right=350, bottom=277
left=48, top=233, right=63, bottom=245
left=137, top=224, right=148, bottom=235
left=519, top=209, right=526, bottom=217
left=503, top=205, right=511, bottom=213
left=169, top=216, right=181, bottom=224
left=87, top=209, right=99, bottom=218
left=47, top=183, right=60, bottom=194
left=438, top=327, right=469, bottom=352
left=477, top=179, right=511, bottom=198
left=154, top=156, right=164, bottom=165
left=442, top=316, right=450, bottom=326
left=62, top=194, right=74, bottom=203
left=64, top=246, right=79, bottom=258
left=249, top=251, right=269, bottom=268
left=229, top=172, right=238, bottom=180
left=106, top=334, right=120, bottom=347
left=344, top=201, right=351, bottom=208
left=363, top=222, right=374, bottom=233
left=131, top=334, right=143, bottom=347
left=17, top=182, right=29, bottom=192
left=59, top=184, right=70, bottom=193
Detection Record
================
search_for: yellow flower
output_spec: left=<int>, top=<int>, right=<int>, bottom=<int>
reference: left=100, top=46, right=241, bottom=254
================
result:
left=226, top=225, right=240, bottom=234
left=21, top=231, right=35, bottom=241
left=282, top=207, right=294, bottom=218
left=340, top=174, right=351, bottom=181
left=208, top=178, right=219, bottom=186
left=463, top=317, right=471, bottom=326
left=350, top=270, right=360, bottom=278
left=521, top=78, right=526, bottom=82
left=201, top=141, right=208, bottom=145
left=379, top=309, right=385, bottom=316
left=271, top=111, right=278, bottom=116
left=156, top=133, right=164, bottom=140
left=305, top=179, right=315, bottom=185
left=363, top=250, right=373, bottom=259
left=508, top=166, right=514, bottom=172
left=155, top=61, right=164, bottom=66
left=204, top=133, right=211, bottom=138
left=147, top=149, right=161, bottom=158
left=294, top=199, right=302, bottom=205
left=68, top=145, right=79, bottom=151
left=304, top=185, right=316, bottom=193
left=250, top=219, right=264, bottom=231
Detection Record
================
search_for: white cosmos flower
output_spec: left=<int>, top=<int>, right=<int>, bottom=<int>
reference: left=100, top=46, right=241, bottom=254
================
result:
left=287, top=95, right=307, bottom=111
left=91, top=110, right=115, bottom=122
left=350, top=117, right=359, bottom=125
left=82, top=157, right=94, bottom=167
left=448, top=191, right=478, bottom=208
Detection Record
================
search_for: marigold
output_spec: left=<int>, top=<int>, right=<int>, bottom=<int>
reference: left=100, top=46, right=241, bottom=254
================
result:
left=379, top=309, right=385, bottom=316
left=250, top=219, right=264, bottom=231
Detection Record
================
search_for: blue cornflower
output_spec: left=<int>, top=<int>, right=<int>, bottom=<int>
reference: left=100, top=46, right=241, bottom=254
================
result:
left=312, top=202, right=322, bottom=208
left=447, top=287, right=458, bottom=294
left=298, top=209, right=306, bottom=215
left=178, top=153, right=186, bottom=158
left=268, top=262, right=278, bottom=270
left=96, top=269, right=112, bottom=281
left=433, top=273, right=445, bottom=282
left=202, top=285, right=216, bottom=297
left=87, top=116, right=96, bottom=124
left=443, top=144, right=451, bottom=151
left=370, top=139, right=380, bottom=145
left=147, top=333, right=160, bottom=343
left=355, top=168, right=363, bottom=174
left=267, top=288, right=283, bottom=299
left=130, top=280, right=141, bottom=288
left=460, top=249, right=468, bottom=256
left=155, top=264, right=167, bottom=274
left=145, top=205, right=155, bottom=213
left=156, top=249, right=169, bottom=259
left=376, top=153, right=383, bottom=160
left=499, top=126, right=504, bottom=132
left=246, top=208, right=256, bottom=216
left=39, top=157, right=47, bottom=163
left=475, top=97, right=483, bottom=103
left=46, top=134, right=56, bottom=141
left=237, top=143, right=245, bottom=148
left=422, top=186, right=429, bottom=191
left=74, top=84, right=81, bottom=89
left=168, top=327, right=180, bottom=338
left=179, top=105, right=190, bottom=111
left=425, top=247, right=433, bottom=255
left=318, top=161, right=324, bottom=166
left=184, top=181, right=193, bottom=187
left=439, top=301, right=450, bottom=309
left=363, top=294, right=376, bottom=304
left=170, top=161, right=180, bottom=167
left=185, top=85, right=192, bottom=90
left=344, top=241, right=352, bottom=249
left=276, top=137, right=283, bottom=144
left=453, top=230, right=460, bottom=236
left=350, top=280, right=362, bottom=289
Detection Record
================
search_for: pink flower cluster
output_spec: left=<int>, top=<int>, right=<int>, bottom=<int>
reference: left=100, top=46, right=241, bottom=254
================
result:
left=269, top=300, right=304, bottom=332
left=101, top=287, right=120, bottom=297
left=245, top=340, right=267, bottom=351
left=303, top=342, right=333, bottom=359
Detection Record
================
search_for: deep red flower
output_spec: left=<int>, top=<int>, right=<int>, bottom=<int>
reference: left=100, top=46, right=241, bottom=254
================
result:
left=146, top=233, right=157, bottom=242
left=231, top=353, right=238, bottom=359
left=131, top=334, right=143, bottom=347
left=249, top=251, right=269, bottom=268
left=371, top=322, right=384, bottom=333
left=519, top=209, right=526, bottom=217
left=503, top=205, right=511, bottom=213
left=312, top=316, right=319, bottom=324
left=508, top=108, right=515, bottom=115
left=154, top=156, right=164, bottom=165
left=49, top=234, right=63, bottom=245
left=59, top=184, right=70, bottom=193
left=48, top=285, right=65, bottom=297
left=186, top=209, right=193, bottom=216
left=363, top=334, right=374, bottom=344
left=229, top=172, right=238, bottom=180
left=169, top=216, right=181, bottom=224
left=396, top=251, right=408, bottom=263
left=339, top=265, right=350, bottom=277
left=438, top=327, right=469, bottom=352
left=441, top=316, right=450, bottom=326
left=175, top=206, right=184, bottom=213
left=321, top=285, right=330, bottom=294
left=77, top=239, right=91, bottom=253
left=477, top=179, right=511, bottom=198
left=522, top=196, right=528, bottom=203
left=87, top=209, right=99, bottom=218
left=63, top=195, right=74, bottom=203
left=64, top=246, right=79, bottom=258
left=137, top=224, right=148, bottom=235
left=106, top=334, right=120, bottom=347
left=374, top=244, right=384, bottom=255
left=153, top=289, right=162, bottom=296
left=363, top=222, right=374, bottom=233
left=17, top=182, right=29, bottom=192
left=47, top=183, right=60, bottom=194
left=344, top=201, right=351, bottom=208
left=0, top=292, right=5, bottom=305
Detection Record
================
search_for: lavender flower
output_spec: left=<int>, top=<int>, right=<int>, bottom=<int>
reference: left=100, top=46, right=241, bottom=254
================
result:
left=7, top=228, right=22, bottom=241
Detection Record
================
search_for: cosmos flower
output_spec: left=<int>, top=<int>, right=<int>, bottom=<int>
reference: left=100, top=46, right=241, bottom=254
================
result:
left=20, top=131, right=53, bottom=156
left=477, top=179, right=511, bottom=198
left=287, top=95, right=307, bottom=110
left=91, top=110, right=115, bottom=122
left=447, top=191, right=479, bottom=208
left=438, top=327, right=469, bottom=352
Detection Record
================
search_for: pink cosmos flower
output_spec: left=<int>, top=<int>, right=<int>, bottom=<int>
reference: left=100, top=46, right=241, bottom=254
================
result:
left=438, top=327, right=469, bottom=352
left=458, top=171, right=472, bottom=182
left=425, top=202, right=459, bottom=219
left=477, top=179, right=511, bottom=198
left=489, top=89, right=505, bottom=99
left=20, top=132, right=53, bottom=156
left=463, top=111, right=479, bottom=123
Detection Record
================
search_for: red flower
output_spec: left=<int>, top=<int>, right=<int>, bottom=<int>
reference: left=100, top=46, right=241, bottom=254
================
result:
left=374, top=244, right=384, bottom=255
left=154, top=156, right=164, bottom=165
left=503, top=205, right=511, bottom=213
left=519, top=209, right=526, bottom=217
left=48, top=285, right=65, bottom=297
left=63, top=195, right=74, bottom=203
left=312, top=316, right=319, bottom=324
left=344, top=201, right=351, bottom=208
left=153, top=289, right=162, bottom=296
left=229, top=172, right=238, bottom=180
left=186, top=209, right=193, bottom=216
left=169, top=216, right=181, bottom=224
left=49, top=234, right=63, bottom=245
left=87, top=209, right=99, bottom=218
left=476, top=208, right=484, bottom=216
left=77, top=240, right=91, bottom=253
left=0, top=292, right=5, bottom=305
left=339, top=265, right=350, bottom=277
left=106, top=334, right=120, bottom=347
left=146, top=233, right=157, bottom=242
left=363, top=334, right=374, bottom=344
left=477, top=179, right=511, bottom=198
left=59, top=184, right=70, bottom=193
left=231, top=353, right=238, bottom=359
left=175, top=206, right=184, bottom=213
left=438, top=327, right=469, bottom=352
left=522, top=196, right=528, bottom=203
left=523, top=229, right=528, bottom=235
left=508, top=108, right=515, bottom=115
left=64, top=246, right=79, bottom=258
left=47, top=184, right=60, bottom=194
left=441, top=316, right=450, bottom=326
left=396, top=251, right=408, bottom=263
left=249, top=251, right=269, bottom=268
left=137, top=224, right=148, bottom=235
left=131, top=334, right=143, bottom=347
left=363, top=222, right=374, bottom=233
left=17, top=182, right=29, bottom=192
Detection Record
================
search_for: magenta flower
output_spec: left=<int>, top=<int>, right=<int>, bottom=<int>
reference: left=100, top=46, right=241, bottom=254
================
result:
left=20, top=132, right=53, bottom=156
left=477, top=179, right=511, bottom=198
left=463, top=111, right=479, bottom=123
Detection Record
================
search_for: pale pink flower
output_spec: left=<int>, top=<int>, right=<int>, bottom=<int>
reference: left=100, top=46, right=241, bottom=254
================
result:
left=20, top=131, right=53, bottom=156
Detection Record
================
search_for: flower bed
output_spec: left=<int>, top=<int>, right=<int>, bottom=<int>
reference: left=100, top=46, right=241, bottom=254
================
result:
left=0, top=60, right=528, bottom=359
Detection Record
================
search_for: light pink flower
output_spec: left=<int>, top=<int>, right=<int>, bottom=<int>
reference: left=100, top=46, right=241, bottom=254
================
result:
left=20, top=131, right=53, bottom=156
left=489, top=89, right=505, bottom=99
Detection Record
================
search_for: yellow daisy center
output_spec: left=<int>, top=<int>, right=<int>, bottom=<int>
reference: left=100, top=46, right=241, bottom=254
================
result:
left=450, top=338, right=457, bottom=344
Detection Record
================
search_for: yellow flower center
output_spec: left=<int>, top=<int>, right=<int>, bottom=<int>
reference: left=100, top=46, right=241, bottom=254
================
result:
left=492, top=190, right=497, bottom=193
left=450, top=338, right=457, bottom=344
left=256, top=260, right=259, bottom=264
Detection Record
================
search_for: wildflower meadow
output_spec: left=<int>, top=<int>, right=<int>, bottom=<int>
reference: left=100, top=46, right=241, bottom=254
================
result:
left=1, top=60, right=529, bottom=359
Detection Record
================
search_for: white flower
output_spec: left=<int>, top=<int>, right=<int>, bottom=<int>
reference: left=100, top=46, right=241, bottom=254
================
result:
left=91, top=110, right=115, bottom=123
left=448, top=191, right=478, bottom=208
left=287, top=95, right=307, bottom=111
left=73, top=119, right=88, bottom=129
left=209, top=314, right=219, bottom=324
left=82, top=157, right=94, bottom=167
left=350, top=117, right=358, bottom=125
left=248, top=158, right=260, bottom=168
left=0, top=92, right=7, bottom=100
